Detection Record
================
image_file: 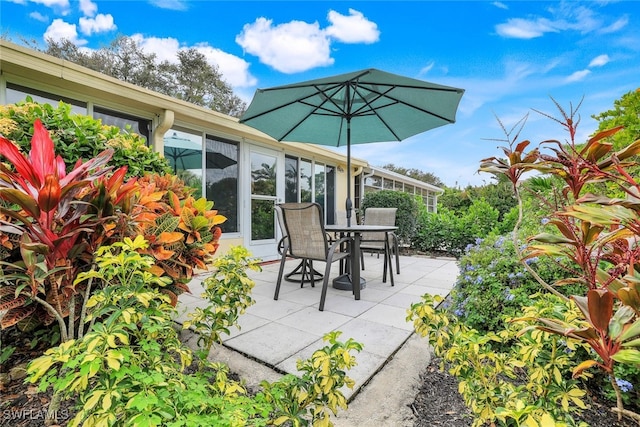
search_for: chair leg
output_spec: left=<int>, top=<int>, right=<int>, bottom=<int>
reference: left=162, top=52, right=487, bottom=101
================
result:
left=386, top=240, right=395, bottom=287
left=394, top=236, right=400, bottom=274
left=319, top=258, right=335, bottom=311
left=309, top=260, right=316, bottom=288
left=275, top=250, right=288, bottom=300
left=360, top=249, right=365, bottom=270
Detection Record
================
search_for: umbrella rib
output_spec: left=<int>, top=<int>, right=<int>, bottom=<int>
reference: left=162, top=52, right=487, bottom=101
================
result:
left=277, top=84, right=348, bottom=142
left=355, top=87, right=402, bottom=141
left=240, top=82, right=347, bottom=124
left=355, top=84, right=460, bottom=125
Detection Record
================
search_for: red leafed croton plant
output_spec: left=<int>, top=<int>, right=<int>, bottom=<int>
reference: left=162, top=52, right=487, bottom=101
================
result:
left=0, top=119, right=225, bottom=341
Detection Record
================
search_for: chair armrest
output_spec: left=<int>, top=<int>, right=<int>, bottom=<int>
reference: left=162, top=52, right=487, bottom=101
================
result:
left=328, top=236, right=352, bottom=255
left=277, top=236, right=289, bottom=256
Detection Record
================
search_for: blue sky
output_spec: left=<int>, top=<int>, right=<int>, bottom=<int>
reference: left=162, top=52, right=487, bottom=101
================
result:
left=2, top=0, right=639, bottom=187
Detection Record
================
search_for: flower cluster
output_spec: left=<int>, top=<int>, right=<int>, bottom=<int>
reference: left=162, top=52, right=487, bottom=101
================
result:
left=616, top=378, right=634, bottom=393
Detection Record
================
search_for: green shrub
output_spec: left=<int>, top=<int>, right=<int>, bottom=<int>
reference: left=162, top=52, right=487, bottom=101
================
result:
left=184, top=246, right=260, bottom=361
left=0, top=99, right=171, bottom=178
left=449, top=233, right=577, bottom=336
left=408, top=293, right=591, bottom=427
left=27, top=239, right=363, bottom=426
left=414, top=198, right=500, bottom=257
left=360, top=190, right=419, bottom=244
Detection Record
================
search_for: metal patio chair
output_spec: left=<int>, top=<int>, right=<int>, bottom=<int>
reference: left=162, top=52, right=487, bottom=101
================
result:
left=360, top=207, right=400, bottom=283
left=275, top=203, right=323, bottom=285
left=275, top=202, right=351, bottom=311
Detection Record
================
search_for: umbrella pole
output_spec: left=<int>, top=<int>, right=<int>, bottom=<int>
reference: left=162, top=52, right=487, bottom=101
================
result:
left=346, top=118, right=352, bottom=227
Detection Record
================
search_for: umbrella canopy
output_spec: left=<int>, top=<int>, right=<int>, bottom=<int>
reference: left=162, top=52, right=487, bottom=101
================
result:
left=239, top=68, right=464, bottom=225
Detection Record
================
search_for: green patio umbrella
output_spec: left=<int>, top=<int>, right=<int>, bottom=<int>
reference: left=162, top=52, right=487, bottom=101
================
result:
left=239, top=68, right=464, bottom=226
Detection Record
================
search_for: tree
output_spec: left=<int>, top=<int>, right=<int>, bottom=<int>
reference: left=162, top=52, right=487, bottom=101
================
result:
left=169, top=49, right=246, bottom=117
left=41, top=36, right=246, bottom=117
left=592, top=88, right=640, bottom=150
left=380, top=163, right=444, bottom=187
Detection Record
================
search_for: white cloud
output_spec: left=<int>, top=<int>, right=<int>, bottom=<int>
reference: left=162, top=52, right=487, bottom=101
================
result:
left=492, top=2, right=508, bottom=10
left=29, top=11, right=49, bottom=22
left=325, top=9, right=379, bottom=44
left=31, top=0, right=69, bottom=7
left=565, top=69, right=591, bottom=83
left=558, top=4, right=599, bottom=34
left=148, top=0, right=187, bottom=11
left=236, top=10, right=380, bottom=74
left=131, top=34, right=181, bottom=62
left=496, top=4, right=628, bottom=39
left=131, top=34, right=256, bottom=89
left=589, top=54, right=610, bottom=67
left=79, top=13, right=116, bottom=35
left=236, top=17, right=333, bottom=73
left=44, top=18, right=85, bottom=44
left=495, top=17, right=557, bottom=39
left=601, top=16, right=628, bottom=34
left=419, top=62, right=435, bottom=76
left=79, top=0, right=97, bottom=17
left=193, top=44, right=257, bottom=88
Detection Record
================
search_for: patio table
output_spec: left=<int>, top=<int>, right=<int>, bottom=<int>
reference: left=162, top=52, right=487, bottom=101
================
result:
left=325, top=224, right=398, bottom=300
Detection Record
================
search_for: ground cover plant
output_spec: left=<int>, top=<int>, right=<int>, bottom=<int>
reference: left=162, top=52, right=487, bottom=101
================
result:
left=409, top=94, right=640, bottom=426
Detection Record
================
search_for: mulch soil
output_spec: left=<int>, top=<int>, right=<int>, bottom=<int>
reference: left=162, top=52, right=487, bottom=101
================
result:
left=411, top=358, right=638, bottom=427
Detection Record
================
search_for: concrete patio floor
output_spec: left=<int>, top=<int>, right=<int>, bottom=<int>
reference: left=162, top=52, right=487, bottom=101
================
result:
left=174, top=253, right=459, bottom=402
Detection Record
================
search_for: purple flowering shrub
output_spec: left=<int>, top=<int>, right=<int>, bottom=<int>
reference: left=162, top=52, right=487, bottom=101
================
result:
left=448, top=233, right=577, bottom=335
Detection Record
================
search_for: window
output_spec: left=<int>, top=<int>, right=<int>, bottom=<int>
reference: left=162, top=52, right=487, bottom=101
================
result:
left=404, top=184, right=415, bottom=195
left=325, top=166, right=336, bottom=225
left=93, top=106, right=150, bottom=142
left=383, top=178, right=394, bottom=190
left=427, top=193, right=436, bottom=212
left=300, top=159, right=312, bottom=203
left=394, top=181, right=403, bottom=191
left=284, top=157, right=335, bottom=224
left=6, top=83, right=86, bottom=114
left=284, top=156, right=298, bottom=203
left=164, top=129, right=203, bottom=198
left=314, top=163, right=325, bottom=212
left=364, top=176, right=382, bottom=188
left=205, top=135, right=239, bottom=233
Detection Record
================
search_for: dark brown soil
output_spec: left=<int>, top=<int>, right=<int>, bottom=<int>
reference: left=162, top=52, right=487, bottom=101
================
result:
left=411, top=358, right=639, bottom=427
left=1, top=328, right=74, bottom=427
left=411, top=360, right=473, bottom=426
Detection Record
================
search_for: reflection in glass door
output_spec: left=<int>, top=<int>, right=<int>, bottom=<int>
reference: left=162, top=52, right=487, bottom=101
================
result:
left=247, top=147, right=283, bottom=260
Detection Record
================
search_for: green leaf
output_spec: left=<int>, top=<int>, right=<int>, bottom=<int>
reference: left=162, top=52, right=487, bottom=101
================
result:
left=612, top=348, right=640, bottom=364
left=529, top=233, right=576, bottom=245
left=619, top=318, right=640, bottom=342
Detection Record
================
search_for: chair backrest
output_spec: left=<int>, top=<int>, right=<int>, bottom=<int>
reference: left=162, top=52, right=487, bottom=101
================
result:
left=278, top=202, right=328, bottom=260
left=361, top=207, right=397, bottom=247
